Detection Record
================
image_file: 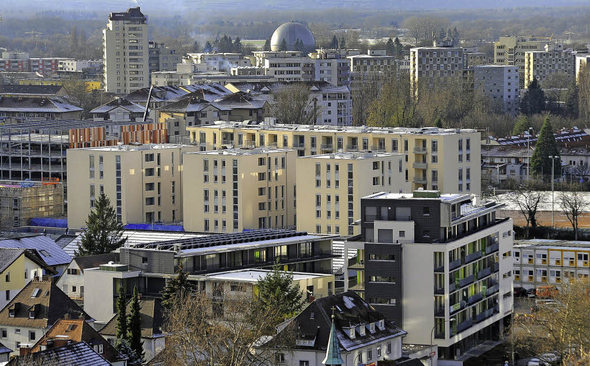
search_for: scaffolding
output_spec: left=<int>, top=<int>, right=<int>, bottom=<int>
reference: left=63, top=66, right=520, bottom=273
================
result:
left=0, top=180, right=64, bottom=229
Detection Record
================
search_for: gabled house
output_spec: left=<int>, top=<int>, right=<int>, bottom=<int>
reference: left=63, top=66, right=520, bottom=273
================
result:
left=100, top=298, right=165, bottom=363
left=29, top=318, right=123, bottom=365
left=0, top=279, right=93, bottom=355
left=90, top=97, right=147, bottom=122
left=0, top=235, right=72, bottom=277
left=268, top=291, right=406, bottom=366
left=57, top=253, right=119, bottom=305
left=0, top=248, right=55, bottom=310
left=7, top=341, right=111, bottom=366
left=0, top=341, right=11, bottom=363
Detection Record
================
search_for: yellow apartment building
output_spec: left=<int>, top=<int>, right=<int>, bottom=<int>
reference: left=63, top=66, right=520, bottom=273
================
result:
left=186, top=123, right=481, bottom=195
left=67, top=144, right=199, bottom=229
left=182, top=148, right=296, bottom=233
left=296, top=152, right=410, bottom=236
left=494, top=36, right=551, bottom=86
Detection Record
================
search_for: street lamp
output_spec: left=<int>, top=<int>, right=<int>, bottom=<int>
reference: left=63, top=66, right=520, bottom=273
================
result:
left=527, top=127, right=534, bottom=180
left=549, top=155, right=558, bottom=228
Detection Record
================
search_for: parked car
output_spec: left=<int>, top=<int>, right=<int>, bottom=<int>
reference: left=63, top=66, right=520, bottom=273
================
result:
left=526, top=288, right=536, bottom=298
left=514, top=287, right=527, bottom=297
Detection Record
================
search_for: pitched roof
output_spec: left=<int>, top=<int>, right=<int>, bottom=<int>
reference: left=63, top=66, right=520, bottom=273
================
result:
left=0, top=341, right=11, bottom=354
left=0, top=235, right=72, bottom=267
left=7, top=341, right=111, bottom=366
left=0, top=280, right=93, bottom=328
left=30, top=319, right=120, bottom=363
left=0, top=96, right=82, bottom=113
left=74, top=253, right=119, bottom=270
left=0, top=248, right=55, bottom=275
left=90, top=97, right=146, bottom=114
left=100, top=298, right=164, bottom=339
left=0, top=84, right=64, bottom=96
left=276, top=291, right=406, bottom=352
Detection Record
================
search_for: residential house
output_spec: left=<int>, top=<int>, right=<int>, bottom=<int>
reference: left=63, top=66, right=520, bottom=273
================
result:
left=7, top=341, right=111, bottom=365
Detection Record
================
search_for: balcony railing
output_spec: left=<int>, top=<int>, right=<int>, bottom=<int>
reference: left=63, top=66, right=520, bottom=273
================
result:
left=413, top=147, right=427, bottom=154
left=465, top=251, right=482, bottom=264
left=459, top=274, right=474, bottom=288
left=435, top=286, right=445, bottom=295
left=347, top=144, right=358, bottom=151
left=412, top=162, right=428, bottom=169
left=434, top=265, right=445, bottom=273
left=477, top=267, right=492, bottom=280
left=435, top=307, right=445, bottom=317
left=321, top=144, right=333, bottom=150
left=456, top=318, right=473, bottom=334
left=450, top=300, right=466, bottom=315
left=493, top=262, right=499, bottom=273
left=413, top=176, right=427, bottom=184
left=475, top=308, right=495, bottom=323
left=486, top=284, right=499, bottom=296
left=485, top=242, right=499, bottom=255
left=468, top=292, right=483, bottom=305
left=449, top=259, right=462, bottom=271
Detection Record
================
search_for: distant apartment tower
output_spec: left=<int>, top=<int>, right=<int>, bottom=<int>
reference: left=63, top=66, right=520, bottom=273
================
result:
left=473, top=65, right=520, bottom=115
left=345, top=191, right=513, bottom=361
left=524, top=46, right=575, bottom=87
left=103, top=7, right=149, bottom=94
left=296, top=152, right=410, bottom=236
left=494, top=36, right=551, bottom=87
left=409, top=46, right=464, bottom=97
left=67, top=144, right=198, bottom=229
left=148, top=41, right=182, bottom=72
left=182, top=148, right=296, bottom=233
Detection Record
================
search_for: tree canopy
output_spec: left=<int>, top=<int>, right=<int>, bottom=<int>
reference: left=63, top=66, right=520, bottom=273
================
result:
left=161, top=265, right=194, bottom=311
left=76, top=193, right=127, bottom=256
left=255, top=264, right=305, bottom=323
left=530, top=116, right=561, bottom=178
left=521, top=78, right=545, bottom=115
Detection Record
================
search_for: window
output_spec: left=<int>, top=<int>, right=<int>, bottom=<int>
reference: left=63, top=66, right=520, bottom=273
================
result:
left=145, top=182, right=154, bottom=191
left=399, top=230, right=405, bottom=237
left=4, top=291, right=8, bottom=301
left=29, top=331, right=35, bottom=341
left=423, top=206, right=431, bottom=216
left=145, top=153, right=154, bottom=162
left=367, top=350, right=372, bottom=360
left=258, top=187, right=265, bottom=196
left=387, top=342, right=392, bottom=354
left=5, top=273, right=9, bottom=282
left=145, top=168, right=154, bottom=176
left=0, top=329, right=6, bottom=338
left=258, top=172, right=265, bottom=181
left=145, top=197, right=155, bottom=205
left=299, top=362, right=310, bottom=366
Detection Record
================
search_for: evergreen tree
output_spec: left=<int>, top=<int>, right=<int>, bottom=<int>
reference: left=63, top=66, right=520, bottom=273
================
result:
left=393, top=37, right=403, bottom=57
left=204, top=41, right=213, bottom=53
left=192, top=41, right=200, bottom=53
left=339, top=37, right=346, bottom=49
left=255, top=263, right=305, bottom=322
left=512, top=115, right=531, bottom=136
left=128, top=287, right=144, bottom=362
left=233, top=37, right=242, bottom=53
left=115, top=339, right=141, bottom=366
left=161, top=265, right=193, bottom=311
left=279, top=38, right=287, bottom=51
left=565, top=82, right=579, bottom=118
left=520, top=78, right=545, bottom=115
left=530, top=116, right=561, bottom=178
left=76, top=193, right=127, bottom=256
left=263, top=38, right=271, bottom=51
left=385, top=38, right=395, bottom=56
left=116, top=285, right=128, bottom=340
left=330, top=35, right=339, bottom=49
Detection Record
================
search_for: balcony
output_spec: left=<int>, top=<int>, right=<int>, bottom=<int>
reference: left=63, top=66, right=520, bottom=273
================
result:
left=450, top=300, right=466, bottom=315
left=468, top=292, right=483, bottom=305
left=320, top=144, right=333, bottom=150
left=435, top=286, right=445, bottom=295
left=434, top=265, right=445, bottom=273
left=456, top=318, right=473, bottom=334
left=477, top=267, right=492, bottom=280
left=465, top=251, right=482, bottom=264
left=347, top=144, right=359, bottom=151
left=370, top=145, right=386, bottom=152
left=292, top=142, right=305, bottom=149
left=486, top=283, right=499, bottom=296
left=413, top=176, right=427, bottom=184
left=412, top=162, right=428, bottom=169
left=448, top=282, right=456, bottom=293
left=413, top=146, right=427, bottom=154
left=485, top=242, right=499, bottom=255
left=474, top=308, right=495, bottom=323
left=459, top=274, right=474, bottom=288
left=348, top=257, right=365, bottom=270
left=493, top=262, right=499, bottom=273
left=449, top=259, right=462, bottom=271
left=435, top=307, right=445, bottom=317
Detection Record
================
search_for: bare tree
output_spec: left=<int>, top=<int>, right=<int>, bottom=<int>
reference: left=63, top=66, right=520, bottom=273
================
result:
left=161, top=291, right=294, bottom=366
left=401, top=16, right=449, bottom=45
left=270, top=83, right=321, bottom=125
left=559, top=188, right=588, bottom=240
left=513, top=184, right=545, bottom=238
left=512, top=278, right=590, bottom=363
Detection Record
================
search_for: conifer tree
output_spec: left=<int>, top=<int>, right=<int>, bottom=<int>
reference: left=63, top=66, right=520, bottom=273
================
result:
left=128, top=287, right=144, bottom=362
left=393, top=37, right=403, bottom=57
left=385, top=37, right=395, bottom=56
left=161, top=265, right=193, bottom=311
left=76, top=193, right=127, bottom=256
left=530, top=116, right=560, bottom=178
left=520, top=78, right=545, bottom=115
left=263, top=38, right=271, bottom=51
left=279, top=38, right=287, bottom=51
left=255, top=263, right=305, bottom=322
left=330, top=35, right=339, bottom=49
left=339, top=37, right=346, bottom=49
left=116, top=285, right=128, bottom=340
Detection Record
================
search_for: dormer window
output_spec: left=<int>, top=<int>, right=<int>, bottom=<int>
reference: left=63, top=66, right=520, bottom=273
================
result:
left=8, top=308, right=15, bottom=318
left=378, top=319, right=385, bottom=330
left=368, top=322, right=376, bottom=333
left=357, top=324, right=366, bottom=337
left=31, top=288, right=41, bottom=298
left=344, top=326, right=355, bottom=339
left=29, top=305, right=38, bottom=319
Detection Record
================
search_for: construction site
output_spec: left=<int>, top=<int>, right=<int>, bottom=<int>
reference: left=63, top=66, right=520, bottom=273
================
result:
left=0, top=179, right=64, bottom=229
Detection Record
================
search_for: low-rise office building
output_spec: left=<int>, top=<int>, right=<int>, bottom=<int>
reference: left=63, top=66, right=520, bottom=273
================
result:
left=344, top=191, right=513, bottom=362
left=296, top=152, right=410, bottom=236
left=513, top=239, right=590, bottom=290
left=67, top=144, right=199, bottom=229
left=183, top=148, right=296, bottom=233
left=187, top=122, right=481, bottom=194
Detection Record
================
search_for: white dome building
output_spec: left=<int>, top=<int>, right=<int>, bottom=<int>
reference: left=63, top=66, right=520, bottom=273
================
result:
left=270, top=22, right=316, bottom=52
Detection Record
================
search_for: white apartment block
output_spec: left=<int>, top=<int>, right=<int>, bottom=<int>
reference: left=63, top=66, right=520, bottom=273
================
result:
left=103, top=7, right=149, bottom=94
left=473, top=65, right=520, bottom=115
left=410, top=46, right=464, bottom=97
left=58, top=59, right=103, bottom=73
left=524, top=48, right=575, bottom=87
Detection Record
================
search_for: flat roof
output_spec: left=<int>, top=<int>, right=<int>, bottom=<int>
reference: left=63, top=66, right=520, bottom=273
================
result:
left=74, top=144, right=193, bottom=152
left=204, top=269, right=330, bottom=282
left=515, top=239, right=590, bottom=251
left=299, top=152, right=403, bottom=160
left=186, top=147, right=292, bottom=156
left=362, top=191, right=469, bottom=202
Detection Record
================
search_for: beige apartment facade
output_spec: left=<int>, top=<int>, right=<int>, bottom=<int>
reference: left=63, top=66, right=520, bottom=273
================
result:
left=67, top=144, right=198, bottom=229
left=183, top=148, right=296, bottom=233
left=524, top=48, right=575, bottom=87
left=296, top=152, right=410, bottom=236
left=187, top=123, right=481, bottom=195
left=103, top=7, right=149, bottom=94
left=410, top=46, right=465, bottom=97
left=494, top=36, right=551, bottom=86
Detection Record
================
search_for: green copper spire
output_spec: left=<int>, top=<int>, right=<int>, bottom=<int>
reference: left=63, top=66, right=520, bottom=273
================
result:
left=322, top=308, right=343, bottom=366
